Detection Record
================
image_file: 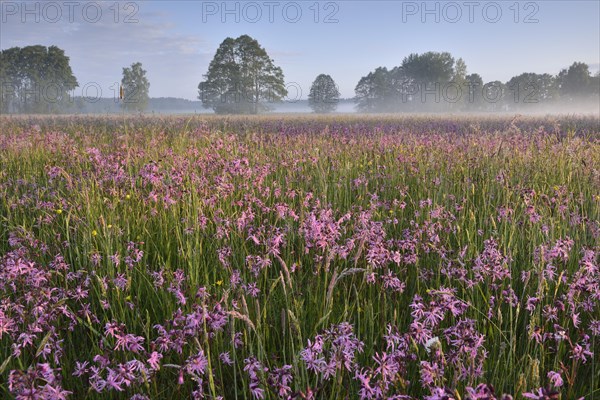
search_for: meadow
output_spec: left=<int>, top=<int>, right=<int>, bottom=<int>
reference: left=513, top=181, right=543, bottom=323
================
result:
left=0, top=114, right=599, bottom=399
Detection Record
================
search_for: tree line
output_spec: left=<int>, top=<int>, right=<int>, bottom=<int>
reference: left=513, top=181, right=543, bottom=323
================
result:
left=0, top=45, right=78, bottom=114
left=0, top=46, right=149, bottom=114
left=1, top=37, right=599, bottom=114
left=354, top=53, right=600, bottom=113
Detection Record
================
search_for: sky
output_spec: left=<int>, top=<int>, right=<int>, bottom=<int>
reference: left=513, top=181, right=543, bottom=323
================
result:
left=1, top=0, right=599, bottom=100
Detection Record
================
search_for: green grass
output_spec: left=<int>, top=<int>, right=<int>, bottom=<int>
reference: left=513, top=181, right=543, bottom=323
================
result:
left=0, top=114, right=598, bottom=399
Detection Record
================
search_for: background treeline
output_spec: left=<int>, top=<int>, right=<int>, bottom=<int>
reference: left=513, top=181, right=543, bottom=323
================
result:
left=354, top=52, right=600, bottom=113
left=1, top=45, right=599, bottom=114
left=0, top=45, right=78, bottom=114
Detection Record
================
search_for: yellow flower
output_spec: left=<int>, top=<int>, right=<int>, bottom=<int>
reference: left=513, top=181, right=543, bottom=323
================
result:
left=56, top=209, right=62, bottom=214
left=125, top=194, right=131, bottom=200
left=107, top=224, right=112, bottom=229
left=216, top=280, right=223, bottom=286
left=92, top=230, right=98, bottom=237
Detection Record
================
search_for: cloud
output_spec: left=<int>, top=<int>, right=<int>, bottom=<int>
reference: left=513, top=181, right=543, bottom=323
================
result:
left=0, top=2, right=210, bottom=99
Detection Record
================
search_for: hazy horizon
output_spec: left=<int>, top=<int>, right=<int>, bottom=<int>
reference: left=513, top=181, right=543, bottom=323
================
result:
left=2, top=1, right=599, bottom=101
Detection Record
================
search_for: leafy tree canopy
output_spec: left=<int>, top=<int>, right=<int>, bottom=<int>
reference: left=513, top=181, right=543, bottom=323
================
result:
left=198, top=35, right=287, bottom=114
left=121, top=62, right=150, bottom=112
left=0, top=45, right=78, bottom=114
left=308, top=74, right=340, bottom=113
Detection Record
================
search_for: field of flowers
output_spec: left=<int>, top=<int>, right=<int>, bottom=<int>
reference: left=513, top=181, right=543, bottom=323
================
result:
left=0, top=114, right=599, bottom=399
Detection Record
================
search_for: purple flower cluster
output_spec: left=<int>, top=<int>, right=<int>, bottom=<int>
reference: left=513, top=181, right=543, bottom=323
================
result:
left=0, top=115, right=598, bottom=398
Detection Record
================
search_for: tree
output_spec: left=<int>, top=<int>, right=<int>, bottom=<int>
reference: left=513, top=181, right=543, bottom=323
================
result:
left=0, top=48, right=18, bottom=113
left=354, top=67, right=395, bottom=112
left=308, top=74, right=340, bottom=113
left=450, top=58, right=468, bottom=110
left=482, top=80, right=506, bottom=111
left=0, top=45, right=78, bottom=114
left=505, top=73, right=558, bottom=110
left=354, top=53, right=460, bottom=113
left=400, top=52, right=455, bottom=111
left=465, top=73, right=484, bottom=110
left=401, top=52, right=455, bottom=85
left=558, top=62, right=592, bottom=101
left=591, top=72, right=600, bottom=99
left=198, top=35, right=287, bottom=114
left=121, top=62, right=150, bottom=112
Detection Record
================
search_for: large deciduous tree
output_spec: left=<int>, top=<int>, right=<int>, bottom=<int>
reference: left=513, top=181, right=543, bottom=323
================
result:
left=400, top=51, right=455, bottom=111
left=505, top=73, right=558, bottom=108
left=354, top=67, right=396, bottom=113
left=308, top=74, right=340, bottom=113
left=121, top=62, right=150, bottom=112
left=354, top=52, right=459, bottom=113
left=558, top=62, right=593, bottom=101
left=401, top=52, right=455, bottom=87
left=0, top=45, right=78, bottom=114
left=198, top=35, right=287, bottom=114
left=465, top=73, right=484, bottom=110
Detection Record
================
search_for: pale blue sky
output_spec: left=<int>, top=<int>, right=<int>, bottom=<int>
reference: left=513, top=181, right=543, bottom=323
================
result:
left=1, top=1, right=599, bottom=99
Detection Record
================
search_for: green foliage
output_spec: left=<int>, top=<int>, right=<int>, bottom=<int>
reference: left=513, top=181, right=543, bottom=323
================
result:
left=198, top=35, right=287, bottom=114
left=354, top=53, right=598, bottom=113
left=121, top=62, right=150, bottom=112
left=0, top=45, right=78, bottom=114
left=354, top=52, right=457, bottom=112
left=401, top=51, right=455, bottom=86
left=308, top=74, right=340, bottom=113
left=451, top=58, right=468, bottom=111
left=558, top=62, right=599, bottom=101
left=465, top=73, right=484, bottom=110
left=505, top=72, right=559, bottom=106
left=0, top=115, right=599, bottom=398
left=354, top=67, right=397, bottom=112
